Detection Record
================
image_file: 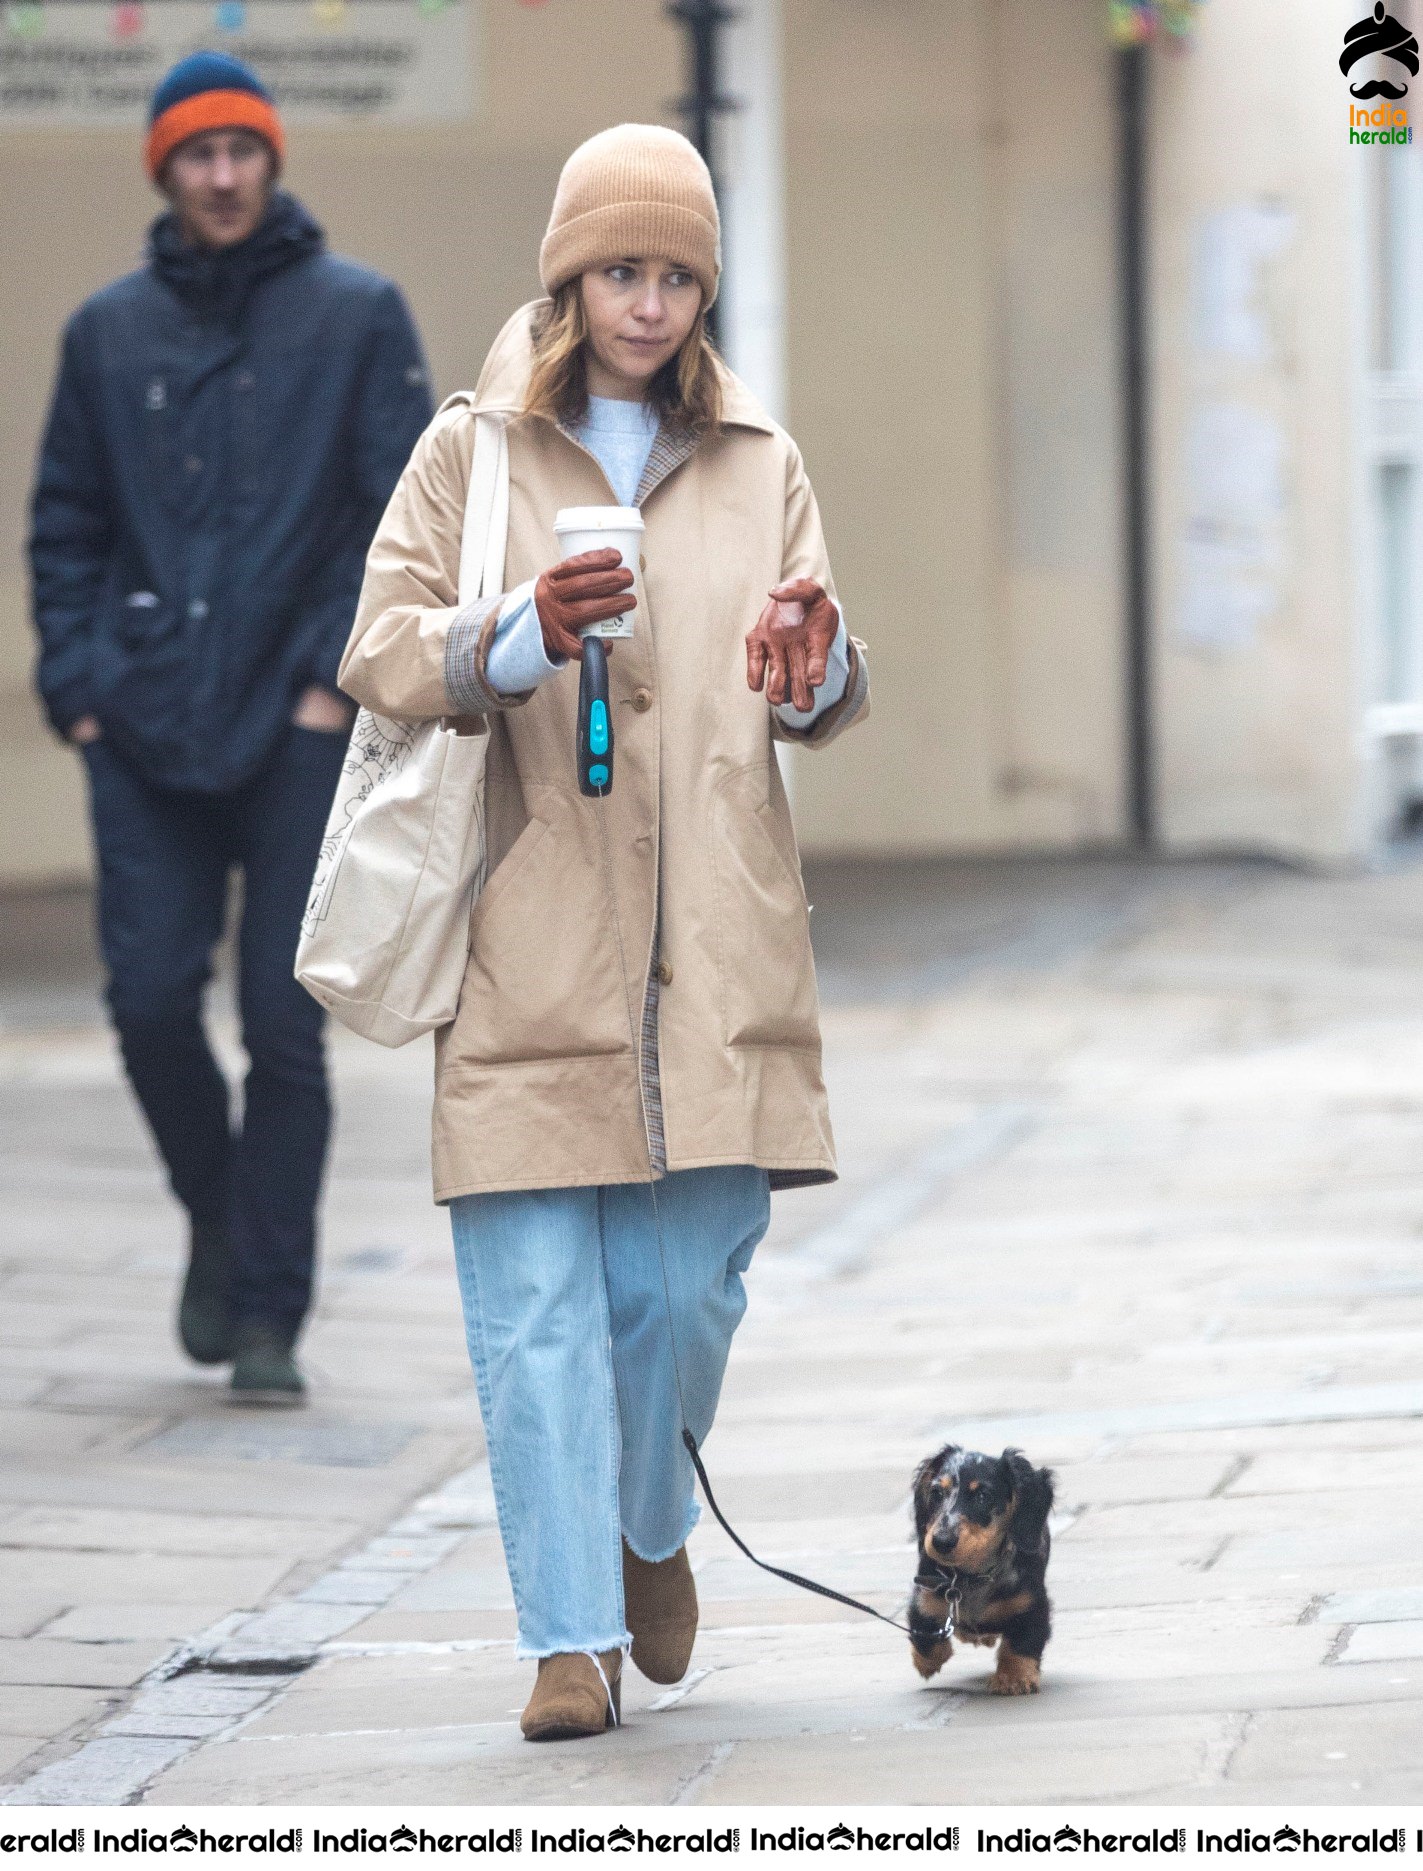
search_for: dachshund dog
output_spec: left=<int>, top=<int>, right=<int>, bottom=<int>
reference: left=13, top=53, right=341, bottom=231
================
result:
left=908, top=1444, right=1055, bottom=1695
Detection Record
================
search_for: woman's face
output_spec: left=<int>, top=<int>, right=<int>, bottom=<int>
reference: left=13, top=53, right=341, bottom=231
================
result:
left=580, top=257, right=702, bottom=396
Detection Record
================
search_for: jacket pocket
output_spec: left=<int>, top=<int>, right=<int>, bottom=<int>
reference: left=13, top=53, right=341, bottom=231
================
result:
left=709, top=762, right=820, bottom=1051
left=456, top=791, right=634, bottom=1066
left=115, top=591, right=177, bottom=650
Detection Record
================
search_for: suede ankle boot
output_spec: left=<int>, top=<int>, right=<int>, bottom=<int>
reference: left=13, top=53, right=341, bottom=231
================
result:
left=622, top=1540, right=698, bottom=1684
left=520, top=1650, right=622, bottom=1741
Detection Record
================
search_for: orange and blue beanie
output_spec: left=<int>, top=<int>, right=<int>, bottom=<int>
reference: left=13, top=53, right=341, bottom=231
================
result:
left=146, top=51, right=284, bottom=181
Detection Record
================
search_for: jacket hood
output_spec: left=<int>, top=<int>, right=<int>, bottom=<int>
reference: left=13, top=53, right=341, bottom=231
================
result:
left=148, top=189, right=324, bottom=319
left=464, top=299, right=777, bottom=435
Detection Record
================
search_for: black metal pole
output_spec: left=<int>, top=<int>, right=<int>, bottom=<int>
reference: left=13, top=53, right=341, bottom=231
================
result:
left=665, top=0, right=738, bottom=346
left=1116, top=44, right=1154, bottom=849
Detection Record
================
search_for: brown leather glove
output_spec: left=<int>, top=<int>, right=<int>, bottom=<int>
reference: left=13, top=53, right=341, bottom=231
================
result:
left=745, top=577, right=839, bottom=713
left=534, top=549, right=635, bottom=663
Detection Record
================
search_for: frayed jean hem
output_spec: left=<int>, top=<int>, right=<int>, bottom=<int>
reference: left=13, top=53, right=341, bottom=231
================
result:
left=515, top=1632, right=631, bottom=1663
left=623, top=1499, right=701, bottom=1566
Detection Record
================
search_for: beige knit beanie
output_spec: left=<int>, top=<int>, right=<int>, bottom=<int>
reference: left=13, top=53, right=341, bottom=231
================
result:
left=539, top=123, right=721, bottom=307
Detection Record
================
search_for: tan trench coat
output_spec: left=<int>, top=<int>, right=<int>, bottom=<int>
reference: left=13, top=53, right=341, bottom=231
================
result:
left=339, top=304, right=870, bottom=1202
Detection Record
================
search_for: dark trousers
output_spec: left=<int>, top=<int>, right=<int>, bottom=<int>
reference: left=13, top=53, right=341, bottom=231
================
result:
left=83, top=726, right=348, bottom=1336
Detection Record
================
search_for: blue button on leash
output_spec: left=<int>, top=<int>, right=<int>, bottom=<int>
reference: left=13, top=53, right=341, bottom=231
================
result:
left=578, top=636, right=613, bottom=798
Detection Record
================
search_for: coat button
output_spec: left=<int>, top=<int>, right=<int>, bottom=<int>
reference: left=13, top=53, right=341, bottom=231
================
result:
left=632, top=687, right=653, bottom=712
left=188, top=599, right=208, bottom=621
left=658, top=959, right=673, bottom=987
left=184, top=454, right=202, bottom=475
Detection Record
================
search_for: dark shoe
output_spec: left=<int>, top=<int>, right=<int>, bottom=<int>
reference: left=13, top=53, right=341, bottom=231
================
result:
left=622, top=1539, right=698, bottom=1684
left=178, top=1224, right=234, bottom=1366
left=229, top=1325, right=305, bottom=1406
left=520, top=1650, right=622, bottom=1741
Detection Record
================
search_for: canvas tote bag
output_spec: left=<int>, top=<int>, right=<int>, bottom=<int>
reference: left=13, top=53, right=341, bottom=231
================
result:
left=294, top=408, right=508, bottom=1047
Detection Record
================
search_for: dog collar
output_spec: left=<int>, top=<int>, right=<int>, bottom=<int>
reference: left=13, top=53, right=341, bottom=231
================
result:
left=913, top=1561, right=960, bottom=1647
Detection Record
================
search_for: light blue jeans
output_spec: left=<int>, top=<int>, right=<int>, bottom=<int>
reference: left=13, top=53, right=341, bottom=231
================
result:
left=449, top=1166, right=771, bottom=1658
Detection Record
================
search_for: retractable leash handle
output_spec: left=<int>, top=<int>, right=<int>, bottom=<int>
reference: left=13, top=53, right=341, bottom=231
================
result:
left=578, top=634, right=613, bottom=798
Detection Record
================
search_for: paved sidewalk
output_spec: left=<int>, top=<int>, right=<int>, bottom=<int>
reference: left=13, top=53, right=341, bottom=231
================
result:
left=3, top=856, right=1423, bottom=1804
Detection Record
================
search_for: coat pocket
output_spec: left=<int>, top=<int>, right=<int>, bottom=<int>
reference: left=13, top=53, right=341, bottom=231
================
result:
left=709, top=762, right=820, bottom=1051
left=456, top=791, right=634, bottom=1066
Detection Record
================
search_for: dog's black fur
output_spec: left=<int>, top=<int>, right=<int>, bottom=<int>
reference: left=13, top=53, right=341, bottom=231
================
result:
left=908, top=1443, right=1055, bottom=1695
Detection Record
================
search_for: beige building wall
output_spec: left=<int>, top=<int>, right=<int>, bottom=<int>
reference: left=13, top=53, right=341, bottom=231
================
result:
left=783, top=0, right=1127, bottom=855
left=1149, top=1, right=1362, bottom=860
left=0, top=0, right=1127, bottom=885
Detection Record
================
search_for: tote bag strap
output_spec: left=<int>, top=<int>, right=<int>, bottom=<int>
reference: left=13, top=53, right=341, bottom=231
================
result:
left=457, top=412, right=509, bottom=607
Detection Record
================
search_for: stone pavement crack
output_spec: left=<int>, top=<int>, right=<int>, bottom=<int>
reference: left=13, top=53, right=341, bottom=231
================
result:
left=0, top=1461, right=495, bottom=1806
left=670, top=1739, right=735, bottom=1806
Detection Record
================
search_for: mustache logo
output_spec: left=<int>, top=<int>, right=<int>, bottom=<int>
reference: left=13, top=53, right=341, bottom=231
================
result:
left=1341, top=3, right=1419, bottom=97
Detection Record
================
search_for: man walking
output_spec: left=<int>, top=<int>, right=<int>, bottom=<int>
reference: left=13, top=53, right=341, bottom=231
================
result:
left=29, top=52, right=434, bottom=1402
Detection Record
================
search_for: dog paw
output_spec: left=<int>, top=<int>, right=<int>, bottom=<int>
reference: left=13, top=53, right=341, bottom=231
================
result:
left=989, top=1656, right=1041, bottom=1696
left=958, top=1630, right=996, bottom=1646
left=911, top=1639, right=952, bottom=1679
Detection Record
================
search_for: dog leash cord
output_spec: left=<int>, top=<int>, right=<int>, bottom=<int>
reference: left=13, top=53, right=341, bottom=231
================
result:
left=682, top=1429, right=913, bottom=1636
left=589, top=796, right=913, bottom=1643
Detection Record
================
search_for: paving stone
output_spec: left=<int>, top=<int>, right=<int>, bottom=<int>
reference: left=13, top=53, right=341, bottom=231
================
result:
left=132, top=1680, right=274, bottom=1717
left=237, top=1650, right=533, bottom=1737
left=326, top=1608, right=517, bottom=1645
left=142, top=1724, right=709, bottom=1806
left=1, top=1734, right=189, bottom=1805
left=1324, top=1586, right=1423, bottom=1624
left=0, top=1638, right=167, bottom=1689
left=948, top=1382, right=1423, bottom=1449
left=1216, top=1528, right=1423, bottom=1571
left=0, top=1550, right=292, bottom=1608
left=0, top=1602, right=68, bottom=1640
left=1051, top=1454, right=1238, bottom=1506
left=0, top=1506, right=354, bottom=1559
left=1337, top=1620, right=1423, bottom=1663
left=348, top=1533, right=464, bottom=1571
left=0, top=1409, right=136, bottom=1458
left=100, top=1712, right=238, bottom=1740
left=0, top=1737, right=47, bottom=1782
left=1226, top=1699, right=1423, bottom=1783
left=297, top=1571, right=405, bottom=1607
left=0, top=1684, right=112, bottom=1739
left=383, top=1571, right=516, bottom=1614
left=692, top=1713, right=1227, bottom=1804
left=220, top=1603, right=370, bottom=1653
left=138, top=1418, right=420, bottom=1469
left=39, top=1604, right=232, bottom=1642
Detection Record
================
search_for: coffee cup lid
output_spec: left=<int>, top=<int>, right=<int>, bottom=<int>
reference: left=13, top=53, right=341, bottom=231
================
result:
left=553, top=506, right=644, bottom=532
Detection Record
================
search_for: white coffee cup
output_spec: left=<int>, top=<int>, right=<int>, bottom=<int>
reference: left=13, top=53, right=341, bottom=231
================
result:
left=552, top=505, right=644, bottom=640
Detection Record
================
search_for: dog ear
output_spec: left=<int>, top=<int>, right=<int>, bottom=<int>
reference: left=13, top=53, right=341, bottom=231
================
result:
left=912, top=1445, right=957, bottom=1532
left=1000, top=1448, right=1054, bottom=1556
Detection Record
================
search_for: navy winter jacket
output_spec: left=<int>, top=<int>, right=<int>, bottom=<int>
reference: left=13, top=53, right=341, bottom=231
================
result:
left=29, top=192, right=434, bottom=793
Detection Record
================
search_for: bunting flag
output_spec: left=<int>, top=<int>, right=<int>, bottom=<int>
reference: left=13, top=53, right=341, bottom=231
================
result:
left=1109, top=0, right=1206, bottom=47
left=5, top=2, right=44, bottom=36
left=110, top=0, right=144, bottom=38
left=214, top=0, right=246, bottom=29
left=312, top=0, right=346, bottom=21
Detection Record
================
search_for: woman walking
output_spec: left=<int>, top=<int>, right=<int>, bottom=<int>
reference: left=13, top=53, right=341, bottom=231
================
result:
left=339, top=124, right=869, bottom=1741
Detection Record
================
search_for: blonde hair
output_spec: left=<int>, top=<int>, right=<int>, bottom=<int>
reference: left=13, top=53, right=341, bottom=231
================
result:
left=523, top=283, right=723, bottom=433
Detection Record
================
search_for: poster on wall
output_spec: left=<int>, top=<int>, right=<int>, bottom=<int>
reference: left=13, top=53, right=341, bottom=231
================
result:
left=0, top=0, right=475, bottom=127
